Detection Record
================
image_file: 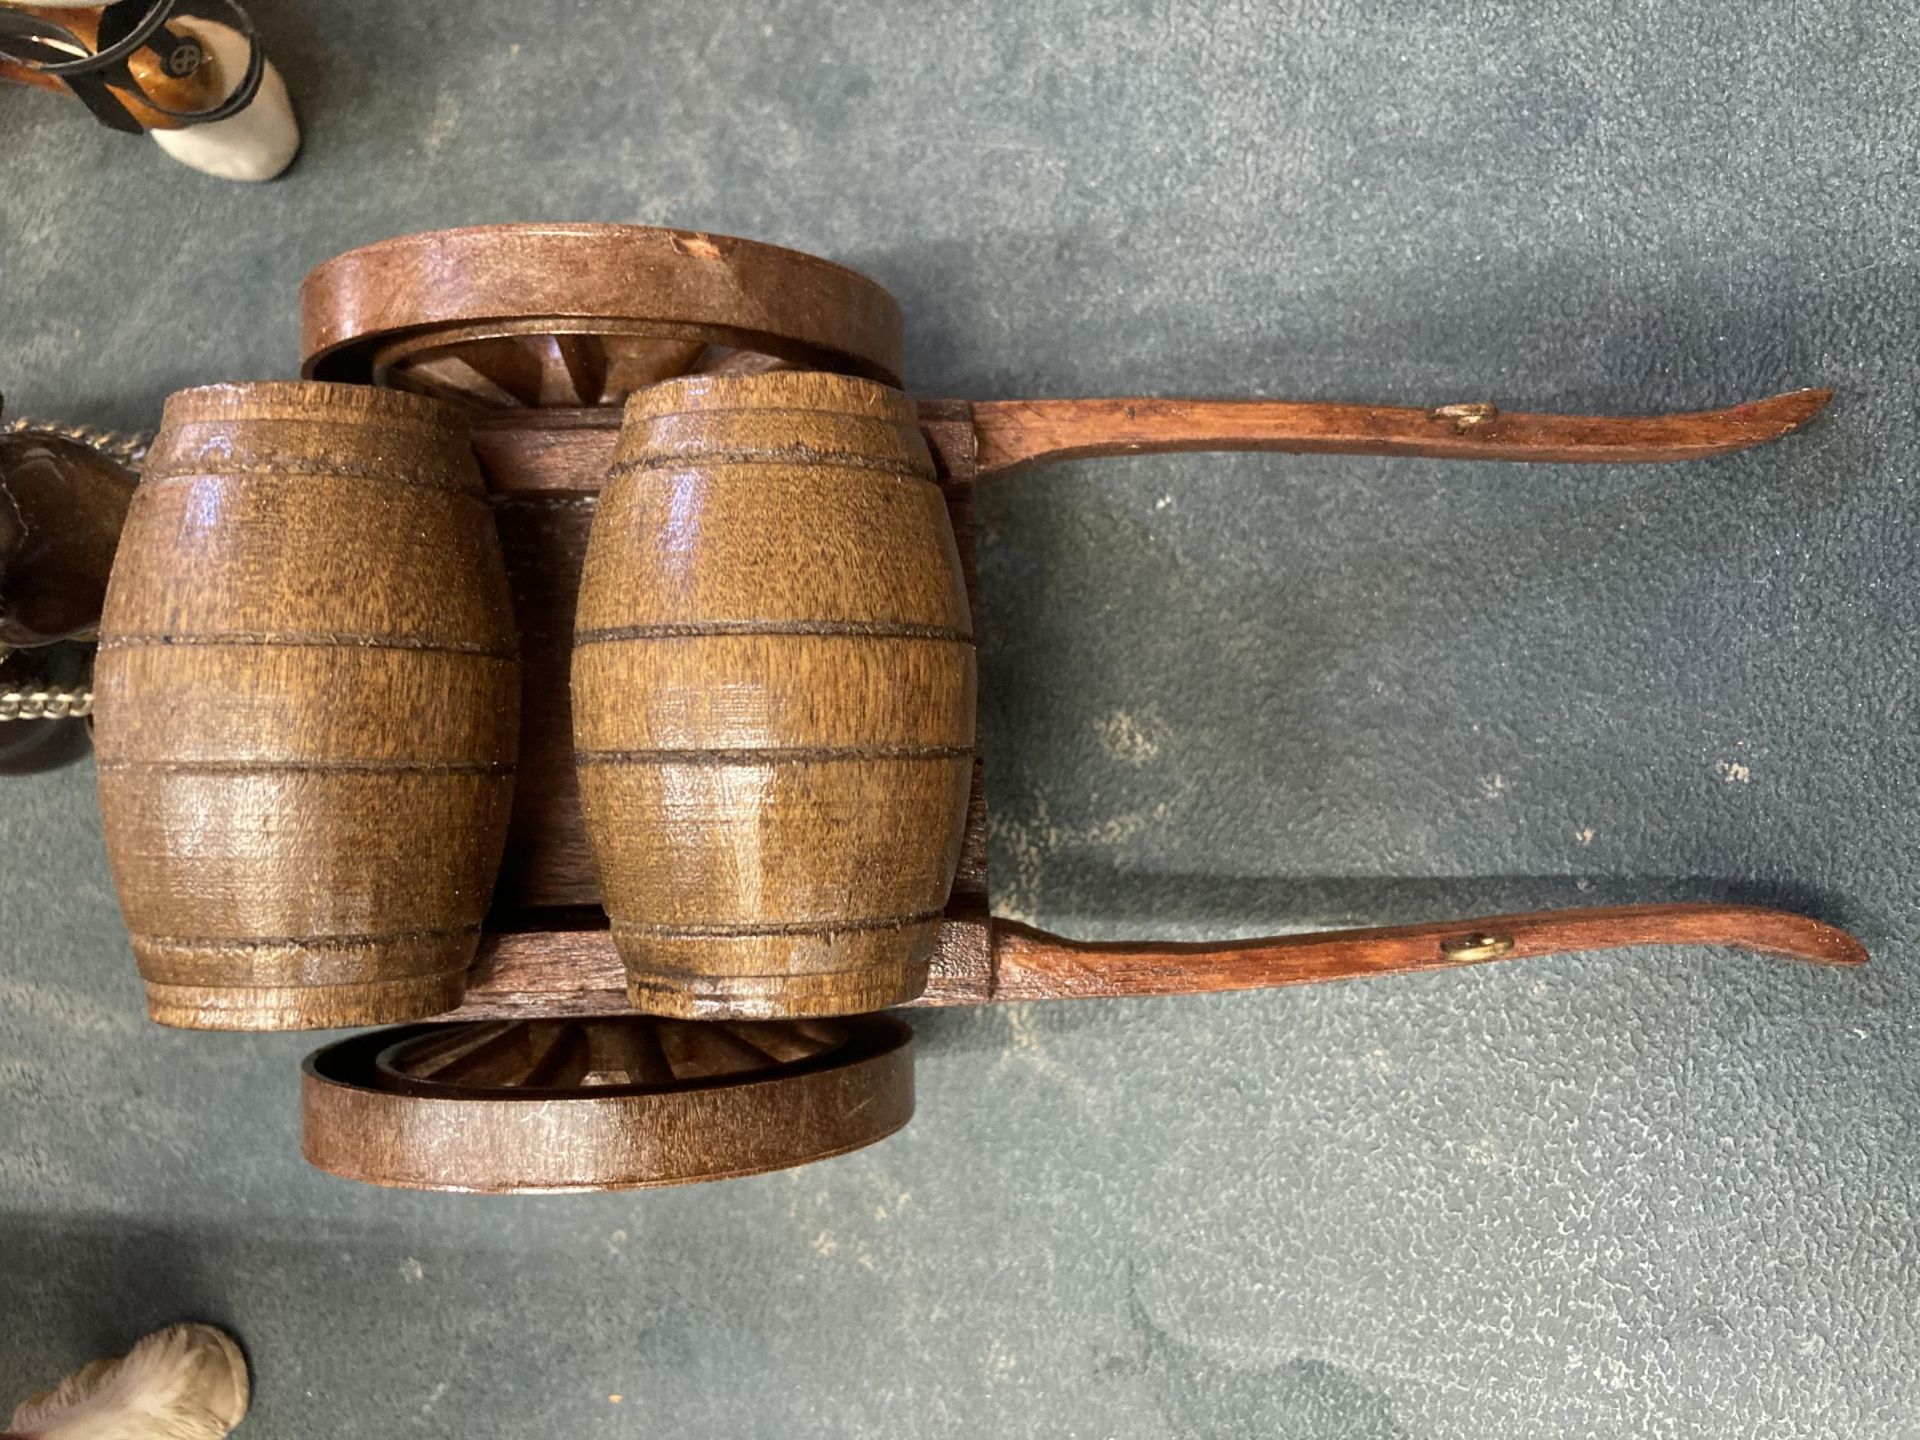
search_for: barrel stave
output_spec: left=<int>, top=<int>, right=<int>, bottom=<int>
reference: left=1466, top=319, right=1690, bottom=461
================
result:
left=94, top=381, right=520, bottom=1031
left=575, top=465, right=968, bottom=635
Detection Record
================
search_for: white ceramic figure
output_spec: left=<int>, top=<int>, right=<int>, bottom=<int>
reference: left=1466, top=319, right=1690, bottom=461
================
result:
left=0, top=2, right=298, bottom=181
left=7, top=1324, right=251, bottom=1440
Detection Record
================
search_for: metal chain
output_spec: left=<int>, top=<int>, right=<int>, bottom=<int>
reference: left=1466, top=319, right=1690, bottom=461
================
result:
left=0, top=684, right=92, bottom=721
left=2, top=416, right=151, bottom=467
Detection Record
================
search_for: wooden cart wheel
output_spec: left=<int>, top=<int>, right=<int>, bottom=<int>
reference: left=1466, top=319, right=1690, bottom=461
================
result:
left=301, top=1013, right=914, bottom=1193
left=298, top=223, right=905, bottom=407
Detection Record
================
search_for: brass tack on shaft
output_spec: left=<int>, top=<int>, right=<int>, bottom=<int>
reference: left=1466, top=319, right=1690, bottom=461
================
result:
left=1439, top=932, right=1518, bottom=961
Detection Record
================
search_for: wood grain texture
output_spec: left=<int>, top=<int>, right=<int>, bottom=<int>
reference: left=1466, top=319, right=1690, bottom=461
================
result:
left=491, top=491, right=598, bottom=908
left=573, top=374, right=976, bottom=1018
left=440, top=902, right=1861, bottom=1020
left=971, top=389, right=1834, bottom=476
left=299, top=224, right=904, bottom=398
left=0, top=424, right=135, bottom=645
left=989, top=903, right=1867, bottom=1001
left=367, top=322, right=802, bottom=412
left=93, top=382, right=520, bottom=1030
left=468, top=405, right=994, bottom=1014
left=301, top=1013, right=913, bottom=1192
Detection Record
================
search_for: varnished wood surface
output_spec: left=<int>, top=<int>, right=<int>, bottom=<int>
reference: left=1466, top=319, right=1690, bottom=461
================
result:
left=468, top=401, right=994, bottom=1009
left=989, top=903, right=1867, bottom=1001
left=299, top=224, right=905, bottom=394
left=466, top=388, right=1835, bottom=500
left=443, top=902, right=1862, bottom=1019
left=301, top=1013, right=914, bottom=1192
left=368, top=322, right=800, bottom=411
left=447, top=903, right=1864, bottom=1019
left=971, top=389, right=1834, bottom=476
left=472, top=405, right=992, bottom=958
left=94, top=383, right=520, bottom=1030
left=471, top=408, right=624, bottom=495
left=447, top=912, right=991, bottom=1018
left=573, top=374, right=976, bottom=1018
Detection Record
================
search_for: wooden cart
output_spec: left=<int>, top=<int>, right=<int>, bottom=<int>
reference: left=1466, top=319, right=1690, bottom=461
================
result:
left=53, top=223, right=1867, bottom=1193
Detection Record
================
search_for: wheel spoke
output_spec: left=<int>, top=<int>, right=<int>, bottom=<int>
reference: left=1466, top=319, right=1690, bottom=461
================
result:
left=395, top=1021, right=520, bottom=1080
left=598, top=337, right=707, bottom=401
left=582, top=1018, right=675, bottom=1085
left=654, top=1019, right=785, bottom=1079
left=693, top=346, right=793, bottom=378
left=518, top=1021, right=595, bottom=1088
left=718, top=1021, right=831, bottom=1064
left=551, top=333, right=610, bottom=407
left=388, top=353, right=525, bottom=409
left=440, top=336, right=553, bottom=407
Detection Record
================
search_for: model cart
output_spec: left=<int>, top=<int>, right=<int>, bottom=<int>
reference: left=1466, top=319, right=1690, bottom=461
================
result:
left=29, top=222, right=1857, bottom=1194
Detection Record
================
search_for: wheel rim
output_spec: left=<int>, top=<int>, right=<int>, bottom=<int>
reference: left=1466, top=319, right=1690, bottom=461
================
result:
left=299, top=223, right=905, bottom=401
left=301, top=1013, right=914, bottom=1193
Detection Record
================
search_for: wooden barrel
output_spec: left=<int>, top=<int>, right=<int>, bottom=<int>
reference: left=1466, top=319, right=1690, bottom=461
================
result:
left=573, top=372, right=975, bottom=1019
left=93, top=382, right=520, bottom=1030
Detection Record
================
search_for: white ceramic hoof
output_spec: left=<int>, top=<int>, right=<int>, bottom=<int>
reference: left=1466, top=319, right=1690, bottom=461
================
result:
left=9, top=1322, right=250, bottom=1439
left=147, top=16, right=299, bottom=182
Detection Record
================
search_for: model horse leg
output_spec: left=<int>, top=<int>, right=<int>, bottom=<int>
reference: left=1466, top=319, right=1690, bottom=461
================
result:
left=144, top=9, right=297, bottom=181
left=0, top=2, right=298, bottom=181
left=7, top=1323, right=249, bottom=1440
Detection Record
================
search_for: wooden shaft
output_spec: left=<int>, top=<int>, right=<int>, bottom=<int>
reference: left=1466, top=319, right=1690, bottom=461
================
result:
left=440, top=902, right=1864, bottom=1021
left=971, top=389, right=1833, bottom=477
left=988, top=902, right=1866, bottom=1003
left=463, top=389, right=1836, bottom=501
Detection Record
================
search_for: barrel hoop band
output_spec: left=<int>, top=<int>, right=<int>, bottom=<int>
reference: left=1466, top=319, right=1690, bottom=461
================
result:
left=98, top=632, right=518, bottom=659
left=629, top=968, right=928, bottom=993
left=578, top=745, right=972, bottom=766
left=135, top=925, right=482, bottom=950
left=575, top=620, right=972, bottom=646
left=612, top=912, right=944, bottom=939
left=96, top=758, right=515, bottom=776
left=142, top=978, right=465, bottom=994
left=622, top=403, right=918, bottom=427
left=608, top=449, right=935, bottom=484
left=138, top=464, right=484, bottom=498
